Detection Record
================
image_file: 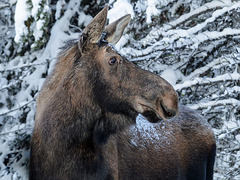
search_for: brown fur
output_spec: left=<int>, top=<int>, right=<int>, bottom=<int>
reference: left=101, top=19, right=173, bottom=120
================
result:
left=116, top=105, right=216, bottom=180
left=30, top=6, right=215, bottom=180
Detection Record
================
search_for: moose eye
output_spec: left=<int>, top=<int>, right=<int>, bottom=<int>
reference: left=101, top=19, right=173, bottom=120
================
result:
left=108, top=57, right=117, bottom=66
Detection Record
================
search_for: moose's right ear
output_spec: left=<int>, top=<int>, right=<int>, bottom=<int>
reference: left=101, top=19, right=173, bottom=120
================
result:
left=78, top=6, right=108, bottom=53
left=104, top=14, right=131, bottom=45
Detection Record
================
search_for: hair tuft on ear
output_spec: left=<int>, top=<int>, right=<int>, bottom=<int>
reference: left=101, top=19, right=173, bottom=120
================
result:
left=78, top=6, right=109, bottom=53
left=82, top=6, right=108, bottom=43
left=78, top=34, right=88, bottom=55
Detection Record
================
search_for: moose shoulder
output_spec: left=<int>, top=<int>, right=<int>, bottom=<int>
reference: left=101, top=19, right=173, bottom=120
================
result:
left=30, top=6, right=216, bottom=180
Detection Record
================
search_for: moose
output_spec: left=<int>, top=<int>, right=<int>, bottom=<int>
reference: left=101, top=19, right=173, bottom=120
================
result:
left=30, top=6, right=216, bottom=180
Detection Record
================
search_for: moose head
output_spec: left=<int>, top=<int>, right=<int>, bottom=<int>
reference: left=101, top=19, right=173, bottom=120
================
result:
left=66, top=6, right=179, bottom=143
left=79, top=6, right=178, bottom=118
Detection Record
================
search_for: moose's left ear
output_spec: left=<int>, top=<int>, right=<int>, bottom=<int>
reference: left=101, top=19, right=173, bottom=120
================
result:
left=81, top=6, right=108, bottom=44
left=104, top=14, right=131, bottom=45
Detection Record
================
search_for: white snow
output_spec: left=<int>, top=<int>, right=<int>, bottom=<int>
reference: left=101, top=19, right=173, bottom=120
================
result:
left=9, top=0, right=17, bottom=5
left=162, top=0, right=232, bottom=31
left=170, top=0, right=183, bottom=16
left=32, top=0, right=42, bottom=17
left=135, top=0, right=147, bottom=13
left=43, top=0, right=81, bottom=73
left=161, top=68, right=182, bottom=86
left=183, top=57, right=232, bottom=81
left=146, top=0, right=159, bottom=24
left=188, top=98, right=240, bottom=110
left=130, top=115, right=174, bottom=148
left=174, top=71, right=240, bottom=91
left=55, top=0, right=66, bottom=20
left=108, top=0, right=135, bottom=24
left=5, top=0, right=240, bottom=179
left=32, top=0, right=51, bottom=45
left=226, top=122, right=238, bottom=129
left=14, top=0, right=51, bottom=44
left=107, top=0, right=134, bottom=49
left=78, top=12, right=93, bottom=27
left=33, top=19, right=44, bottom=41
left=142, top=0, right=238, bottom=47
left=14, top=0, right=31, bottom=42
left=146, top=0, right=177, bottom=24
left=191, top=28, right=240, bottom=48
left=236, top=134, right=240, bottom=143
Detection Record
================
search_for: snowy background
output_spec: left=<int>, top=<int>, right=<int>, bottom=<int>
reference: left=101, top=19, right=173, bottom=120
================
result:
left=0, top=0, right=240, bottom=179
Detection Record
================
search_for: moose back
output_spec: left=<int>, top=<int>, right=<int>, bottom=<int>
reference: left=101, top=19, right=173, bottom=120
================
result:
left=30, top=6, right=216, bottom=180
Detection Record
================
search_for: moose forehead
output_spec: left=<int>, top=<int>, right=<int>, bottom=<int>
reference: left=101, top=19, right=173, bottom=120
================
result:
left=94, top=41, right=122, bottom=59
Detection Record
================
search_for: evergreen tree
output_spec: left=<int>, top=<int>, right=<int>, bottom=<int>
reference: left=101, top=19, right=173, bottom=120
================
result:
left=0, top=0, right=239, bottom=179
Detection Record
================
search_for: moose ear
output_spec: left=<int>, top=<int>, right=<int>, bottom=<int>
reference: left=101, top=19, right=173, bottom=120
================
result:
left=79, top=6, right=108, bottom=51
left=104, top=14, right=131, bottom=45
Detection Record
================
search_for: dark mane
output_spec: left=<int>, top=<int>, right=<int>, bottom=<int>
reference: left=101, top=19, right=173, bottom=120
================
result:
left=58, top=39, right=79, bottom=57
left=60, top=39, right=78, bottom=51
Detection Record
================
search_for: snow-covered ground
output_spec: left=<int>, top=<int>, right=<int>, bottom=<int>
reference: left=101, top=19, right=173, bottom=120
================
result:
left=0, top=0, right=239, bottom=179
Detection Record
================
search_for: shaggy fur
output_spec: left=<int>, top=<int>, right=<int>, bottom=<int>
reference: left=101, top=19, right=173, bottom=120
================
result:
left=30, top=6, right=215, bottom=180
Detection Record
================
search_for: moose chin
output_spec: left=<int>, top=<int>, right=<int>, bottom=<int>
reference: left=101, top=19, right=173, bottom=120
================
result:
left=29, top=6, right=216, bottom=180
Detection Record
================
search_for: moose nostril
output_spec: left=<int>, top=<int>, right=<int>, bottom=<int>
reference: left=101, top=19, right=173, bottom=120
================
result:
left=160, top=102, right=177, bottom=119
left=166, top=110, right=176, bottom=119
left=166, top=111, right=173, bottom=118
left=168, top=109, right=177, bottom=118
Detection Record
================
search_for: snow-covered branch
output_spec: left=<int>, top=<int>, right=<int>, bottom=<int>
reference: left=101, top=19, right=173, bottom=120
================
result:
left=188, top=98, right=240, bottom=110
left=162, top=0, right=234, bottom=31
left=0, top=61, right=49, bottom=73
left=0, top=0, right=240, bottom=179
left=0, top=98, right=35, bottom=116
left=175, top=71, right=240, bottom=90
